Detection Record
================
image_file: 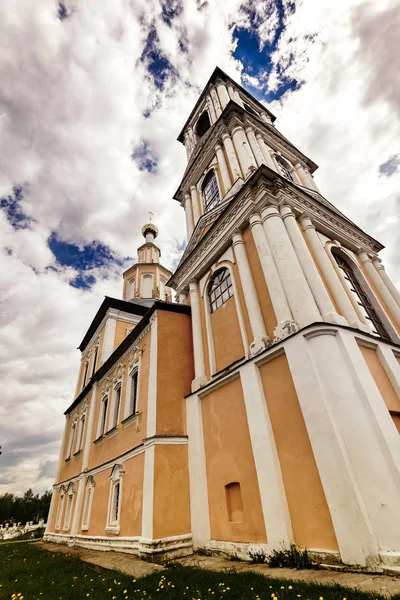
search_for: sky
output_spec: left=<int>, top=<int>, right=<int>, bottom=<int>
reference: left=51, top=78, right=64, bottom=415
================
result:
left=0, top=0, right=399, bottom=497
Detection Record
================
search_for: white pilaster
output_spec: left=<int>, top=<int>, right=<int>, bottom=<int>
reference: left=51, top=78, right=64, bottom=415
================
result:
left=216, top=80, right=230, bottom=109
left=186, top=392, right=210, bottom=548
left=255, top=133, right=276, bottom=171
left=249, top=213, right=297, bottom=341
left=358, top=252, right=400, bottom=327
left=232, top=125, right=257, bottom=178
left=210, top=86, right=222, bottom=118
left=227, top=83, right=236, bottom=102
left=373, top=259, right=400, bottom=308
left=222, top=132, right=242, bottom=182
left=245, top=126, right=264, bottom=167
left=215, top=143, right=232, bottom=194
left=233, top=88, right=244, bottom=108
left=82, top=383, right=97, bottom=470
left=293, top=163, right=309, bottom=187
left=232, top=231, right=270, bottom=355
left=141, top=444, right=155, bottom=539
left=280, top=205, right=346, bottom=325
left=183, top=193, right=194, bottom=240
left=189, top=280, right=207, bottom=391
left=302, top=167, right=320, bottom=192
left=206, top=94, right=217, bottom=123
left=299, top=216, right=364, bottom=329
left=261, top=205, right=320, bottom=329
left=285, top=331, right=380, bottom=567
left=190, top=185, right=201, bottom=225
left=101, top=314, right=117, bottom=365
left=183, top=133, right=191, bottom=160
left=71, top=475, right=84, bottom=535
left=240, top=361, right=293, bottom=545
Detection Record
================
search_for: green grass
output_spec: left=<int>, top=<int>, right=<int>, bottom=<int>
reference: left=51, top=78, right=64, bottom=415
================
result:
left=0, top=542, right=396, bottom=600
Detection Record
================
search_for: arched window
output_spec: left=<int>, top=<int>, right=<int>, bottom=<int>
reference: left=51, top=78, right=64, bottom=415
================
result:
left=107, top=464, right=124, bottom=533
left=208, top=268, right=234, bottom=313
left=333, top=251, right=389, bottom=340
left=141, top=273, right=153, bottom=298
left=202, top=170, right=221, bottom=213
left=276, top=155, right=294, bottom=181
left=195, top=111, right=211, bottom=138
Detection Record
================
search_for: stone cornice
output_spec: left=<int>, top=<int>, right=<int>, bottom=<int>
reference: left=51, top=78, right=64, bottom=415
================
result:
left=167, top=166, right=383, bottom=292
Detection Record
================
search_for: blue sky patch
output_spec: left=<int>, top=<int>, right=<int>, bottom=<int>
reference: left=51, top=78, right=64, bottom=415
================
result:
left=58, top=2, right=68, bottom=21
left=0, top=186, right=33, bottom=230
left=379, top=155, right=400, bottom=177
left=160, top=0, right=183, bottom=27
left=131, top=140, right=158, bottom=173
left=140, top=26, right=179, bottom=91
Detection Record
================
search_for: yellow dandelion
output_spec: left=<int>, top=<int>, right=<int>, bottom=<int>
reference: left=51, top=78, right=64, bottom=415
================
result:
left=289, top=587, right=293, bottom=590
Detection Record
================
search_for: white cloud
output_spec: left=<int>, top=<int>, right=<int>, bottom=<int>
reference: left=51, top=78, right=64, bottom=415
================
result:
left=0, top=0, right=398, bottom=495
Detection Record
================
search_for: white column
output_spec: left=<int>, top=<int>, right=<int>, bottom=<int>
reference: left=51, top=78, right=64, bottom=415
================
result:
left=216, top=80, right=230, bottom=109
left=178, top=292, right=187, bottom=305
left=233, top=88, right=244, bottom=108
left=183, top=133, right=191, bottom=160
left=222, top=131, right=242, bottom=181
left=190, top=185, right=201, bottom=225
left=280, top=205, right=346, bottom=325
left=245, top=126, right=264, bottom=167
left=186, top=392, right=210, bottom=548
left=240, top=361, right=293, bottom=545
left=188, top=126, right=196, bottom=151
left=227, top=83, right=236, bottom=101
left=232, top=231, right=270, bottom=355
left=302, top=166, right=320, bottom=192
left=210, top=86, right=222, bottom=117
left=255, top=133, right=276, bottom=170
left=82, top=384, right=97, bottom=470
left=373, top=258, right=400, bottom=308
left=206, top=94, right=217, bottom=123
left=359, top=252, right=400, bottom=327
left=101, top=313, right=117, bottom=364
left=183, top=193, right=194, bottom=239
left=249, top=213, right=297, bottom=340
left=215, top=143, right=231, bottom=194
left=189, top=280, right=207, bottom=392
left=231, top=124, right=257, bottom=178
left=285, top=331, right=380, bottom=567
left=261, top=205, right=321, bottom=329
left=300, top=216, right=363, bottom=329
left=293, top=162, right=309, bottom=187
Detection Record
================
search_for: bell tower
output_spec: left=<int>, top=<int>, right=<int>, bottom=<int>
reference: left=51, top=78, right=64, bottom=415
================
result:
left=123, top=215, right=173, bottom=302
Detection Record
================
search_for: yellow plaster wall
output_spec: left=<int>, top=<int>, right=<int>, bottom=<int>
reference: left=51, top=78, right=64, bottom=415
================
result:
left=156, top=311, right=193, bottom=435
left=82, top=468, right=110, bottom=536
left=199, top=294, right=211, bottom=379
left=243, top=226, right=277, bottom=339
left=359, top=345, right=400, bottom=430
left=153, top=444, right=191, bottom=539
left=58, top=398, right=89, bottom=484
left=210, top=296, right=244, bottom=372
left=77, top=326, right=105, bottom=394
left=119, top=453, right=144, bottom=537
left=86, top=331, right=150, bottom=470
left=259, top=353, right=338, bottom=550
left=201, top=377, right=267, bottom=543
left=114, top=319, right=136, bottom=351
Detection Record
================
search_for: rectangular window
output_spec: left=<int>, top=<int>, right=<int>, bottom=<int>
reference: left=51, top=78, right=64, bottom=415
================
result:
left=77, top=414, right=85, bottom=452
left=63, top=494, right=73, bottom=530
left=91, top=346, right=98, bottom=378
left=66, top=423, right=76, bottom=459
left=56, top=494, right=64, bottom=529
left=82, top=361, right=89, bottom=390
left=111, top=482, right=120, bottom=523
left=129, top=370, right=139, bottom=416
left=99, top=397, right=108, bottom=436
left=112, top=387, right=121, bottom=429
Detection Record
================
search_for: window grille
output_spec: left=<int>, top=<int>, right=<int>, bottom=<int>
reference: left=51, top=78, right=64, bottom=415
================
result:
left=333, top=252, right=389, bottom=340
left=208, top=268, right=234, bottom=313
left=276, top=156, right=294, bottom=181
left=202, top=171, right=221, bottom=213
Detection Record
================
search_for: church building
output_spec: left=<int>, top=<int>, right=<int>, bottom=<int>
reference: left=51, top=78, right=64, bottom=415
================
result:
left=45, top=67, right=400, bottom=569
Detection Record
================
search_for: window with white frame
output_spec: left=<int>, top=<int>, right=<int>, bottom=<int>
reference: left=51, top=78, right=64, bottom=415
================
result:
left=128, top=368, right=139, bottom=416
left=276, top=155, right=294, bottom=181
left=160, top=277, right=167, bottom=301
left=99, top=396, right=108, bottom=437
left=202, top=170, right=221, bottom=213
left=76, top=413, right=86, bottom=453
left=63, top=482, right=75, bottom=531
left=208, top=268, right=234, bottom=313
left=91, top=345, right=99, bottom=378
left=107, top=464, right=124, bottom=533
left=141, top=274, right=153, bottom=298
left=82, top=359, right=89, bottom=390
left=55, top=487, right=65, bottom=530
left=111, top=385, right=121, bottom=429
left=82, top=475, right=95, bottom=531
left=333, top=250, right=389, bottom=340
left=66, top=421, right=77, bottom=459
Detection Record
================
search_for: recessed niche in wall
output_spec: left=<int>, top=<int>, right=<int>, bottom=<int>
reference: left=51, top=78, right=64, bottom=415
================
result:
left=225, top=481, right=244, bottom=523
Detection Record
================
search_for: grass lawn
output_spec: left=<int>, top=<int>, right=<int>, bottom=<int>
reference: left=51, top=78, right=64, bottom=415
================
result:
left=0, top=542, right=397, bottom=600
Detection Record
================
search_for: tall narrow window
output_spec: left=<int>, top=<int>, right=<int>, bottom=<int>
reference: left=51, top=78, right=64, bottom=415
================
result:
left=77, top=414, right=85, bottom=452
left=111, top=482, right=120, bottom=523
left=202, top=171, right=221, bottom=213
left=63, top=482, right=75, bottom=531
left=276, top=156, right=294, bottom=181
left=91, top=345, right=98, bottom=378
left=333, top=251, right=389, bottom=340
left=55, top=489, right=65, bottom=530
left=141, top=274, right=153, bottom=298
left=99, top=397, right=108, bottom=436
left=66, top=422, right=76, bottom=459
left=107, top=464, right=124, bottom=533
left=112, top=386, right=121, bottom=429
left=208, top=268, right=234, bottom=313
left=195, top=111, right=211, bottom=138
left=82, top=360, right=89, bottom=390
left=82, top=475, right=95, bottom=531
left=129, top=369, right=139, bottom=416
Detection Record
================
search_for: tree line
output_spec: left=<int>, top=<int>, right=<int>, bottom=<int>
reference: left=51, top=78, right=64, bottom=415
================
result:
left=0, top=489, right=52, bottom=525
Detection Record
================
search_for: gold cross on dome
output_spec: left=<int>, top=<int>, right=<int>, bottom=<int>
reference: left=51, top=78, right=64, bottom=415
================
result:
left=148, top=211, right=153, bottom=222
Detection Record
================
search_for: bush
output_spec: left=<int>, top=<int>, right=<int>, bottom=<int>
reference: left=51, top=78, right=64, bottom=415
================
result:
left=267, top=543, right=319, bottom=570
left=249, top=549, right=266, bottom=564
